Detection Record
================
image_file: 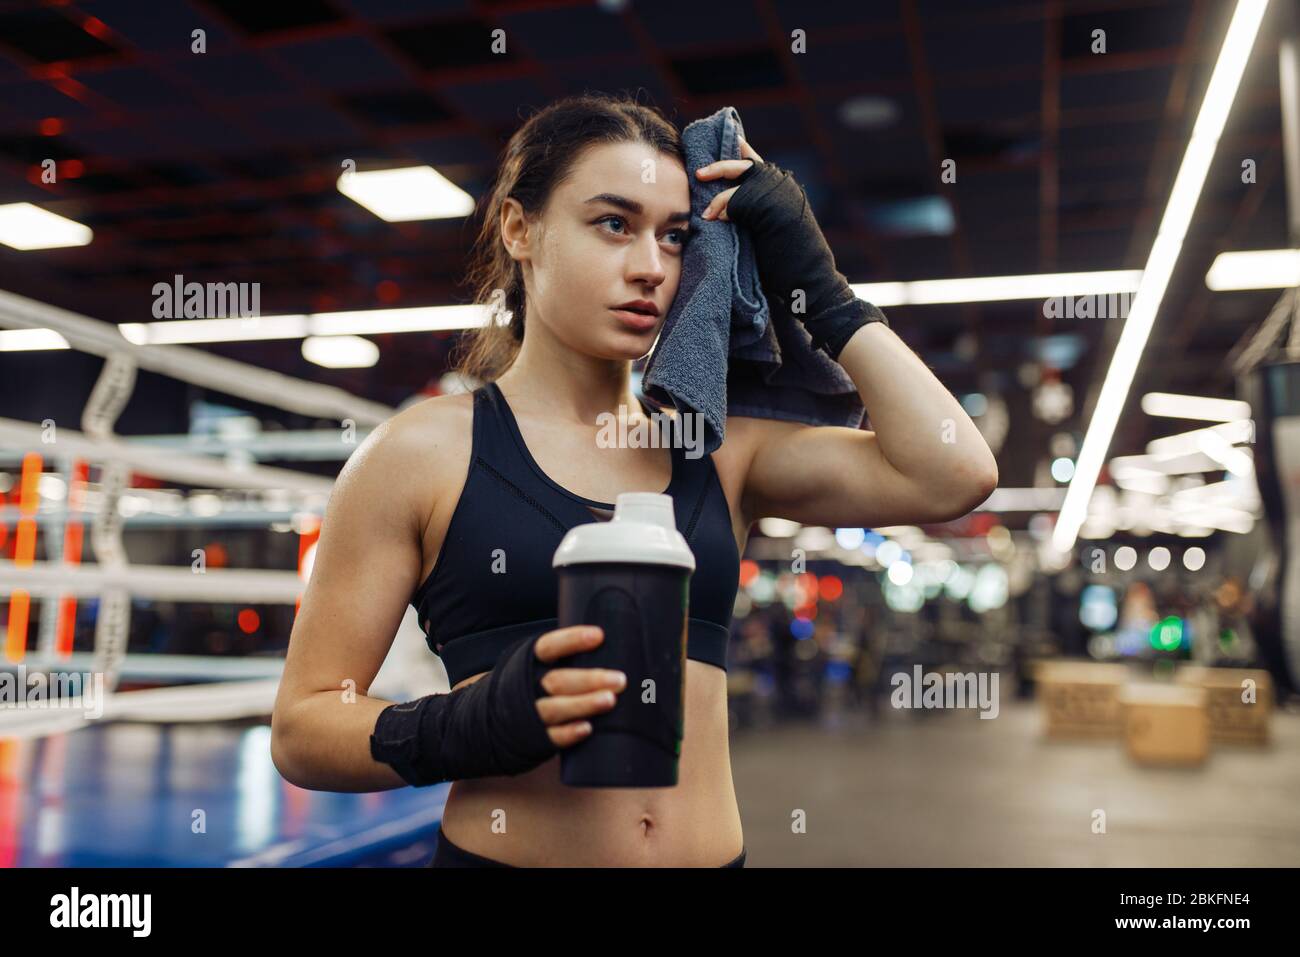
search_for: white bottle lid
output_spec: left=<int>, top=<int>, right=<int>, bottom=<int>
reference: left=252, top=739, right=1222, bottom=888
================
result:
left=552, top=492, right=696, bottom=571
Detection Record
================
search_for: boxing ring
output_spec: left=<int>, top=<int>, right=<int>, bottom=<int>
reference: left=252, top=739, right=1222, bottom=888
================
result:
left=0, top=288, right=451, bottom=866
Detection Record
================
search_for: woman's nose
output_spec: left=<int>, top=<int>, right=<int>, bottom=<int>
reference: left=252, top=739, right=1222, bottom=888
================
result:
left=626, top=233, right=666, bottom=284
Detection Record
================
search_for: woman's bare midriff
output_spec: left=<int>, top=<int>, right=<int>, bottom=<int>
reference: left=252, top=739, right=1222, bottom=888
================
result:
left=438, top=658, right=743, bottom=867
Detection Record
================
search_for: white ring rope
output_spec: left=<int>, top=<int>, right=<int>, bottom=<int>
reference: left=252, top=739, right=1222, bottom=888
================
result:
left=0, top=562, right=305, bottom=602
left=0, top=418, right=336, bottom=493
left=0, top=287, right=404, bottom=719
left=0, top=287, right=395, bottom=426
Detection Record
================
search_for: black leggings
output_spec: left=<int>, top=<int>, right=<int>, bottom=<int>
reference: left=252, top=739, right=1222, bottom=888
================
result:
left=427, top=827, right=746, bottom=868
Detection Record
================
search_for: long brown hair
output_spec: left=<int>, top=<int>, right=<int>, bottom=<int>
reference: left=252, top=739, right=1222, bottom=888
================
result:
left=450, top=92, right=686, bottom=386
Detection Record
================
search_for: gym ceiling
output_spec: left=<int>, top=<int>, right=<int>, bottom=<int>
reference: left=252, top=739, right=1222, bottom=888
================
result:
left=0, top=0, right=1288, bottom=488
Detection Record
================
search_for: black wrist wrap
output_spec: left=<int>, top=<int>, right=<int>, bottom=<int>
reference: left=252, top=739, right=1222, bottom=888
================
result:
left=369, top=632, right=558, bottom=786
left=728, top=160, right=889, bottom=360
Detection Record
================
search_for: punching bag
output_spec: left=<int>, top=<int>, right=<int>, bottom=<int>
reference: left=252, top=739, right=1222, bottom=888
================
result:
left=1240, top=357, right=1300, bottom=698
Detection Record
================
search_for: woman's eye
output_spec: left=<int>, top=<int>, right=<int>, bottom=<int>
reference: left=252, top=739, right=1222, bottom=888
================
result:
left=596, top=215, right=688, bottom=248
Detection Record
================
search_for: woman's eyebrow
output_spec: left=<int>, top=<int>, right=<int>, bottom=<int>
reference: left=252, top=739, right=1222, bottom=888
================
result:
left=584, top=193, right=691, bottom=224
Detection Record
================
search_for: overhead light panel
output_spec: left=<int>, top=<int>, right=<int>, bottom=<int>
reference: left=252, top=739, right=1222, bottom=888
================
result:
left=336, top=165, right=476, bottom=222
left=0, top=203, right=93, bottom=250
left=301, top=335, right=379, bottom=369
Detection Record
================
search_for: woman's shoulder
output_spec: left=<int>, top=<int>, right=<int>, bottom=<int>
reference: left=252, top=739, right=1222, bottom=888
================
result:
left=388, top=388, right=477, bottom=441
left=383, top=390, right=477, bottom=473
left=338, top=390, right=477, bottom=507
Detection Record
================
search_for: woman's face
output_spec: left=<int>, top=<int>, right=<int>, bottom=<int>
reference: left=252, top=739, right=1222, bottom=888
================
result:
left=503, top=139, right=691, bottom=360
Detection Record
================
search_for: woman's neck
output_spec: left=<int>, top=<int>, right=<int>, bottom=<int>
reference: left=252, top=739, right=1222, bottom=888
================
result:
left=497, top=357, right=641, bottom=426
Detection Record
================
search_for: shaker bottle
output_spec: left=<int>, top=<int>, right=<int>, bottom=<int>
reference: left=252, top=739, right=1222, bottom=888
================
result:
left=551, top=492, right=695, bottom=787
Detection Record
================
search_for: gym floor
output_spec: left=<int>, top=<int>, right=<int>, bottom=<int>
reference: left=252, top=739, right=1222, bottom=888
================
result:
left=5, top=698, right=1294, bottom=866
left=730, top=700, right=1300, bottom=866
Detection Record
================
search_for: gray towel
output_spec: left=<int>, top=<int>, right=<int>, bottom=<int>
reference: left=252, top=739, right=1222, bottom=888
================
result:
left=640, top=105, right=866, bottom=456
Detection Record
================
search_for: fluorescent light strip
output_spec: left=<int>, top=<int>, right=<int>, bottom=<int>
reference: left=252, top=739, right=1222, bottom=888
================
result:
left=1112, top=450, right=1225, bottom=475
left=852, top=269, right=1141, bottom=307
left=0, top=328, right=70, bottom=351
left=1112, top=472, right=1170, bottom=494
left=118, top=272, right=1144, bottom=345
left=120, top=315, right=309, bottom=345
left=974, top=487, right=1068, bottom=511
left=309, top=304, right=487, bottom=335
left=1052, top=0, right=1271, bottom=554
left=115, top=306, right=491, bottom=346
left=1171, top=478, right=1258, bottom=506
left=1194, top=430, right=1254, bottom=476
left=1140, top=391, right=1252, bottom=421
left=6, top=266, right=1150, bottom=350
left=1206, top=248, right=1300, bottom=290
left=1147, top=419, right=1253, bottom=457
left=1172, top=506, right=1255, bottom=534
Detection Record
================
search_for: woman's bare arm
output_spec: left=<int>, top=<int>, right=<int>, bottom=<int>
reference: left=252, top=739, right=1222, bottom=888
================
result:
left=737, top=322, right=998, bottom=529
left=270, top=408, right=435, bottom=792
left=269, top=399, right=626, bottom=792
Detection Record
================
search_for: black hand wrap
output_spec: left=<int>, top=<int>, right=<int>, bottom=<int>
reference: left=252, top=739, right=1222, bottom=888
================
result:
left=726, top=160, right=889, bottom=360
left=369, top=632, right=558, bottom=787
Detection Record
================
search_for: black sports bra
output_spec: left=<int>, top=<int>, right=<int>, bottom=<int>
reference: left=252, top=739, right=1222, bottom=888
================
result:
left=411, top=381, right=741, bottom=688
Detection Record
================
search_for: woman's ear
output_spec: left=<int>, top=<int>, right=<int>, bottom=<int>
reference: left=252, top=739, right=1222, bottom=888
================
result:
left=500, top=197, right=529, bottom=263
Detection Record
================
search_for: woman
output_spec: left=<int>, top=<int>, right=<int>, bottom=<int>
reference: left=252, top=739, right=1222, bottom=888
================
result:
left=270, top=93, right=998, bottom=867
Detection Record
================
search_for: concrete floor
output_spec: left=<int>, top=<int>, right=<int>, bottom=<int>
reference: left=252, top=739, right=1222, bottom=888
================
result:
left=730, top=699, right=1300, bottom=866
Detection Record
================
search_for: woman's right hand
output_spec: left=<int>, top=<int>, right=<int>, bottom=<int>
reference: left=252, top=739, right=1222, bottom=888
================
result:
left=532, top=625, right=626, bottom=748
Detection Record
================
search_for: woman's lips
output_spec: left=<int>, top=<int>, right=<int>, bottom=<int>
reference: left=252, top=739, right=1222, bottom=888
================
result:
left=611, top=308, right=657, bottom=331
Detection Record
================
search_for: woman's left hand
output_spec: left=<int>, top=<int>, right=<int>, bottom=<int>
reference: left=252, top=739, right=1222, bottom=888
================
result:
left=692, top=133, right=886, bottom=359
left=695, top=135, right=764, bottom=222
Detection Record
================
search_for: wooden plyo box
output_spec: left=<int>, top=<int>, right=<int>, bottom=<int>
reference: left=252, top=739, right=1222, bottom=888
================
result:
left=1120, top=683, right=1209, bottom=766
left=1174, top=665, right=1273, bottom=745
left=1035, top=660, right=1131, bottom=739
